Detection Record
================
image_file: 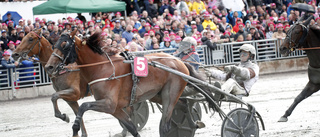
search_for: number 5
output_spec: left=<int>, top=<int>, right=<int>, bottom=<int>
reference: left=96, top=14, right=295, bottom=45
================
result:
left=136, top=57, right=145, bottom=71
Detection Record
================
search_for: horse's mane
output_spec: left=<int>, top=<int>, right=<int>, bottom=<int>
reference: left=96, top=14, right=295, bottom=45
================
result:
left=86, top=31, right=104, bottom=55
left=309, top=25, right=320, bottom=37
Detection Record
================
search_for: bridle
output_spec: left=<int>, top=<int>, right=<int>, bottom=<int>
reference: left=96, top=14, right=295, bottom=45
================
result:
left=285, top=21, right=309, bottom=52
left=51, top=33, right=75, bottom=73
left=19, top=31, right=43, bottom=61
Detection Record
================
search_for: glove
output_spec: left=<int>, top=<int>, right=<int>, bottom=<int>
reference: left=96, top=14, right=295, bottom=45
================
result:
left=224, top=65, right=236, bottom=73
left=205, top=70, right=212, bottom=77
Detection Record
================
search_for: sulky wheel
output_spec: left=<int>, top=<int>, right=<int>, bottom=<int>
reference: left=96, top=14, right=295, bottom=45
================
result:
left=221, top=108, right=259, bottom=137
left=120, top=101, right=149, bottom=131
left=166, top=102, right=202, bottom=137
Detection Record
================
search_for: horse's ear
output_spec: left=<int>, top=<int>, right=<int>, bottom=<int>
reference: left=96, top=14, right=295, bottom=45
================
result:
left=70, top=28, right=78, bottom=39
left=303, top=15, right=314, bottom=26
left=34, top=28, right=41, bottom=35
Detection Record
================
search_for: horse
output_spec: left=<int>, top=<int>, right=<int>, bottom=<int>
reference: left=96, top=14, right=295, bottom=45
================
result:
left=278, top=14, right=320, bottom=122
left=11, top=29, right=89, bottom=136
left=44, top=30, right=213, bottom=137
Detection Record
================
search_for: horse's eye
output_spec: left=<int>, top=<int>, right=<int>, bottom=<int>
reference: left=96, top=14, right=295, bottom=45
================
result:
left=29, top=37, right=33, bottom=41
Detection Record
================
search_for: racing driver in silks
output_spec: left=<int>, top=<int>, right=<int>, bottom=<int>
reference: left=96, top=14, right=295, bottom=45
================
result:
left=205, top=44, right=259, bottom=96
left=173, top=37, right=200, bottom=71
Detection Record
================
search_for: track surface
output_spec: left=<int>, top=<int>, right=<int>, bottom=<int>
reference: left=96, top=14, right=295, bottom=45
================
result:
left=1, top=70, right=320, bottom=137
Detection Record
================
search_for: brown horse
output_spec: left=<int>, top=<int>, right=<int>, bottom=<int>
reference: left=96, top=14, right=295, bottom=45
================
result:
left=44, top=31, right=208, bottom=137
left=11, top=29, right=89, bottom=136
left=278, top=15, right=320, bottom=122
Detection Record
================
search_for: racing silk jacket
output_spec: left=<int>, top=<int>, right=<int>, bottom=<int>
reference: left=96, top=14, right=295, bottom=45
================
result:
left=209, top=61, right=259, bottom=92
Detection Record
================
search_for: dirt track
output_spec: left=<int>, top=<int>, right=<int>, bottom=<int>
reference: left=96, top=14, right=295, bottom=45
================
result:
left=1, top=70, right=320, bottom=137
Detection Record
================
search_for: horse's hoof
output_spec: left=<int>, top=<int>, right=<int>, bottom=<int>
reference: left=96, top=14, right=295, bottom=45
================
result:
left=278, top=116, right=288, bottom=122
left=63, top=113, right=70, bottom=123
left=195, top=120, right=205, bottom=129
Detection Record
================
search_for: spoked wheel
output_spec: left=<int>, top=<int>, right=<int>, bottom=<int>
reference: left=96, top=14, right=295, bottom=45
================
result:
left=120, top=101, right=149, bottom=131
left=166, top=102, right=202, bottom=137
left=221, top=108, right=259, bottom=137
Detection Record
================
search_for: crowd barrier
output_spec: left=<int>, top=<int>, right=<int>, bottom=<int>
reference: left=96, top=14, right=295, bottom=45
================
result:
left=0, top=38, right=305, bottom=91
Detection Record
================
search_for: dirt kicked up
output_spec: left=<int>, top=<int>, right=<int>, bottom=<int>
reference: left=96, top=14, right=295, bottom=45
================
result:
left=0, top=70, right=320, bottom=137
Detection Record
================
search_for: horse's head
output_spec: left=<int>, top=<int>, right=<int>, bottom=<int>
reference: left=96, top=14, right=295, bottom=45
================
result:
left=280, top=15, right=314, bottom=56
left=45, top=32, right=77, bottom=75
left=12, top=29, right=43, bottom=61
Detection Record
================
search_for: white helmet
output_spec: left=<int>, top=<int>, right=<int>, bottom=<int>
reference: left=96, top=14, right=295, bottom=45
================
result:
left=182, top=37, right=197, bottom=46
left=239, top=44, right=256, bottom=55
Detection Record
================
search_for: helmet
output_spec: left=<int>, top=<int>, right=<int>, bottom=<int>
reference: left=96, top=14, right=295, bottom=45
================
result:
left=239, top=44, right=256, bottom=55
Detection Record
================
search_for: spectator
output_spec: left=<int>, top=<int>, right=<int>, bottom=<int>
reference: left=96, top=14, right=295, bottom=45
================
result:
left=1, top=30, right=10, bottom=50
left=19, top=57, right=37, bottom=86
left=191, top=0, right=206, bottom=15
left=1, top=51, right=19, bottom=87
left=272, top=23, right=286, bottom=39
left=202, top=13, right=217, bottom=31
left=171, top=36, right=182, bottom=48
left=48, top=25, right=59, bottom=45
left=234, top=23, right=247, bottom=41
left=160, top=37, right=173, bottom=49
left=266, top=22, right=275, bottom=39
left=6, top=41, right=15, bottom=56
left=122, top=25, right=134, bottom=43
left=113, top=20, right=124, bottom=34
left=147, top=0, right=158, bottom=18
left=176, top=0, right=190, bottom=15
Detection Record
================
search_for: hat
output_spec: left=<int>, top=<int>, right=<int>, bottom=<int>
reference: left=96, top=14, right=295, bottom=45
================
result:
left=96, top=20, right=101, bottom=23
left=141, top=19, right=146, bottom=22
left=7, top=41, right=15, bottom=46
left=279, top=16, right=285, bottom=20
left=133, top=28, right=138, bottom=32
left=1, top=30, right=7, bottom=33
left=154, top=25, right=160, bottom=29
left=39, top=20, right=45, bottom=24
left=196, top=31, right=201, bottom=35
left=116, top=12, right=121, bottom=16
left=284, top=25, right=290, bottom=29
left=316, top=17, right=320, bottom=21
left=245, top=20, right=251, bottom=24
left=115, top=20, right=120, bottom=23
left=19, top=19, right=24, bottom=22
left=164, top=37, right=171, bottom=42
left=120, top=17, right=124, bottom=20
left=35, top=17, right=40, bottom=21
left=271, top=3, right=276, bottom=6
left=277, top=23, right=283, bottom=28
left=192, top=25, right=197, bottom=29
left=175, top=36, right=182, bottom=41
left=238, top=23, right=245, bottom=27
left=236, top=18, right=242, bottom=22
left=169, top=32, right=176, bottom=36
left=144, top=33, right=149, bottom=36
left=2, top=23, right=7, bottom=26
left=204, top=13, right=210, bottom=17
left=2, top=51, right=10, bottom=56
left=58, top=24, right=64, bottom=28
left=223, top=31, right=231, bottom=36
left=251, top=21, right=257, bottom=25
left=226, top=25, right=232, bottom=29
left=15, top=40, right=21, bottom=45
left=164, top=31, right=169, bottom=34
left=212, top=6, right=217, bottom=10
left=269, top=16, right=274, bottom=21
left=19, top=31, right=25, bottom=34
left=191, top=21, right=196, bottom=25
left=8, top=20, right=13, bottom=24
left=145, top=23, right=151, bottom=27
left=268, top=22, right=275, bottom=28
left=67, top=16, right=73, bottom=20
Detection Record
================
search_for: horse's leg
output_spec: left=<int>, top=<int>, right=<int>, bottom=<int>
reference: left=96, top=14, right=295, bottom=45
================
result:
left=113, top=107, right=140, bottom=137
left=278, top=81, right=320, bottom=122
left=159, top=81, right=185, bottom=137
left=51, top=88, right=79, bottom=123
left=67, top=101, right=87, bottom=137
left=72, top=99, right=118, bottom=137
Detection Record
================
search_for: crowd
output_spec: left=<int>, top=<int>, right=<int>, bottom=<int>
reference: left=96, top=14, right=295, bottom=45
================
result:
left=0, top=0, right=319, bottom=68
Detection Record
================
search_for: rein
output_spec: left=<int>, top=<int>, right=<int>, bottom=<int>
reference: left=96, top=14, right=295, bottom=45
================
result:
left=22, top=31, right=42, bottom=60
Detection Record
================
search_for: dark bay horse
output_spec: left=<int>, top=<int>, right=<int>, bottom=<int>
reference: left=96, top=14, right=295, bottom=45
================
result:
left=278, top=15, right=320, bottom=122
left=44, top=31, right=209, bottom=137
left=11, top=29, right=89, bottom=136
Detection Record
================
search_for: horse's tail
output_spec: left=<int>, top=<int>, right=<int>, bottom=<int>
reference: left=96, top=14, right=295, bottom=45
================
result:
left=184, top=63, right=218, bottom=111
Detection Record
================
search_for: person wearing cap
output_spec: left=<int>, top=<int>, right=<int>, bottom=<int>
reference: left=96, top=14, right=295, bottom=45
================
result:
left=205, top=44, right=259, bottom=96
left=122, top=25, right=134, bottom=43
left=17, top=31, right=25, bottom=41
left=266, top=22, right=275, bottom=39
left=7, top=41, right=16, bottom=56
left=159, top=37, right=173, bottom=50
left=1, top=30, right=10, bottom=50
left=234, top=23, right=247, bottom=41
left=18, top=19, right=25, bottom=28
left=202, top=13, right=217, bottom=31
left=113, top=20, right=124, bottom=34
left=272, top=23, right=286, bottom=39
left=7, top=20, right=15, bottom=36
left=140, top=22, right=151, bottom=37
left=48, top=25, right=60, bottom=45
left=1, top=51, right=19, bottom=87
left=171, top=36, right=182, bottom=48
left=191, top=0, right=206, bottom=15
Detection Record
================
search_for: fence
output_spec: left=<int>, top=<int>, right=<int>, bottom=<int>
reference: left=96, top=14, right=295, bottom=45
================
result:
left=0, top=38, right=305, bottom=90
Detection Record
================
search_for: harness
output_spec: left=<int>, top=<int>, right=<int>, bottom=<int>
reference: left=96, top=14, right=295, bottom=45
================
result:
left=286, top=22, right=309, bottom=51
left=19, top=31, right=42, bottom=62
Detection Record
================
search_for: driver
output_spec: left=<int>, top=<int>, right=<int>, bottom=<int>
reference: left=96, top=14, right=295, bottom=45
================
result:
left=174, top=37, right=200, bottom=71
left=205, top=44, right=259, bottom=96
